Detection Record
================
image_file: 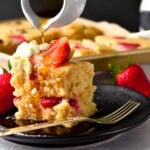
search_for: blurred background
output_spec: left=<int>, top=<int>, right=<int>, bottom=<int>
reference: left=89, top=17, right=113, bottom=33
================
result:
left=0, top=0, right=141, bottom=32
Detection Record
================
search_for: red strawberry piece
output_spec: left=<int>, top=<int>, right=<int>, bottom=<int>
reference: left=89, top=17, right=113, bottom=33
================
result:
left=69, top=99, right=80, bottom=113
left=40, top=97, right=62, bottom=108
left=73, top=44, right=90, bottom=50
left=10, top=35, right=26, bottom=44
left=116, top=64, right=150, bottom=97
left=117, top=42, right=140, bottom=51
left=69, top=99, right=79, bottom=108
left=29, top=72, right=37, bottom=80
left=31, top=38, right=71, bottom=67
left=0, top=72, right=15, bottom=114
left=46, top=38, right=71, bottom=67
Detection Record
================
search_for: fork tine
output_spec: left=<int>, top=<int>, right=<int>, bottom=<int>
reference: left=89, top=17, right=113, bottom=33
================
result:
left=109, top=102, right=140, bottom=122
left=100, top=100, right=133, bottom=120
left=105, top=101, right=139, bottom=120
left=101, top=102, right=140, bottom=124
left=109, top=101, right=139, bottom=119
left=96, top=101, right=140, bottom=124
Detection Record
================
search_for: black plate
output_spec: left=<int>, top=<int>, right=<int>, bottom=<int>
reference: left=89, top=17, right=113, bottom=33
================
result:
left=0, top=72, right=150, bottom=146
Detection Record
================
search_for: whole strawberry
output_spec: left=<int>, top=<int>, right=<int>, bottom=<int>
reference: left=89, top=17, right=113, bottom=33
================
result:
left=0, top=71, right=15, bottom=114
left=116, top=64, right=150, bottom=97
left=109, top=63, right=150, bottom=97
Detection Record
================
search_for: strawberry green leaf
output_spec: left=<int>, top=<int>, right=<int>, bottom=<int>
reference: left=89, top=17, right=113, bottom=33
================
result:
left=128, top=55, right=133, bottom=65
left=8, top=60, right=12, bottom=70
left=121, top=56, right=133, bottom=71
left=2, top=67, right=7, bottom=73
left=0, top=67, right=7, bottom=74
left=108, top=64, right=121, bottom=79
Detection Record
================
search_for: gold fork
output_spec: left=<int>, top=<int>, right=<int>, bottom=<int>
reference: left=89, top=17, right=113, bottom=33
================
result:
left=0, top=100, right=140, bottom=136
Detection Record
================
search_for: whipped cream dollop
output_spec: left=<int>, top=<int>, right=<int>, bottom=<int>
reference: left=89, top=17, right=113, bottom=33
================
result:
left=12, top=41, right=49, bottom=58
left=10, top=41, right=49, bottom=75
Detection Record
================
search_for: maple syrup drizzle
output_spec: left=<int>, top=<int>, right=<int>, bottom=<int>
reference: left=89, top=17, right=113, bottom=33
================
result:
left=38, top=18, right=49, bottom=43
left=41, top=32, right=45, bottom=43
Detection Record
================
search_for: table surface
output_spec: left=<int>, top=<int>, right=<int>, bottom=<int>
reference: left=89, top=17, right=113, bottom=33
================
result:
left=0, top=64, right=150, bottom=150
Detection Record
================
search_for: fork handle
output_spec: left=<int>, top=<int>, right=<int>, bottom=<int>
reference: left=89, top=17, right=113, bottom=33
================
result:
left=0, top=117, right=90, bottom=136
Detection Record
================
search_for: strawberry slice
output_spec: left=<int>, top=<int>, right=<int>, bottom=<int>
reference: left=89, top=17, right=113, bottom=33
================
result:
left=40, top=97, right=62, bottom=108
left=29, top=72, right=37, bottom=80
left=10, top=35, right=26, bottom=44
left=69, top=99, right=79, bottom=109
left=46, top=38, right=71, bottom=67
left=117, top=42, right=140, bottom=51
left=31, top=38, right=71, bottom=67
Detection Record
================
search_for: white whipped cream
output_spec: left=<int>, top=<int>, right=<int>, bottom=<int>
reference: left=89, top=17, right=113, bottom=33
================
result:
left=11, top=41, right=49, bottom=75
left=13, top=41, right=49, bottom=58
